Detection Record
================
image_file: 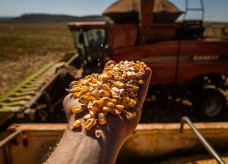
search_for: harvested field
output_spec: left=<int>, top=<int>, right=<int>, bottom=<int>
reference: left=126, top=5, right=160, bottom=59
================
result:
left=0, top=23, right=75, bottom=94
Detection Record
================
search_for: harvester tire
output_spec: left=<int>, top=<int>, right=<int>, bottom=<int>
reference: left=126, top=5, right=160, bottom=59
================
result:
left=194, top=88, right=227, bottom=121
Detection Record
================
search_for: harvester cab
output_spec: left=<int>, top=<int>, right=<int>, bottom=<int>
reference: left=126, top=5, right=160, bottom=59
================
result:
left=68, top=22, right=109, bottom=75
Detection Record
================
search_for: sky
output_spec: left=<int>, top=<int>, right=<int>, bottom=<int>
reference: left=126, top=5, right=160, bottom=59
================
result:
left=0, top=0, right=228, bottom=22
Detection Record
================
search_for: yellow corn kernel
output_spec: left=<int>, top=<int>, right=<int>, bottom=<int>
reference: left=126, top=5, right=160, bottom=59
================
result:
left=100, top=74, right=109, bottom=82
left=97, top=81, right=103, bottom=87
left=100, top=97, right=109, bottom=102
left=109, top=98, right=117, bottom=104
left=92, top=79, right=97, bottom=84
left=138, top=79, right=144, bottom=85
left=115, top=105, right=125, bottom=112
left=70, top=87, right=82, bottom=93
left=70, top=81, right=79, bottom=85
left=91, top=106, right=98, bottom=115
left=90, top=96, right=98, bottom=102
left=87, top=101, right=93, bottom=110
left=83, top=114, right=91, bottom=121
left=102, top=106, right=113, bottom=112
left=105, top=66, right=112, bottom=70
left=79, top=95, right=90, bottom=104
left=123, top=97, right=130, bottom=102
left=136, top=73, right=143, bottom=79
left=102, top=84, right=111, bottom=92
left=99, top=90, right=110, bottom=97
left=131, top=85, right=139, bottom=91
left=128, top=99, right=137, bottom=107
left=110, top=108, right=121, bottom=115
left=89, top=111, right=95, bottom=118
left=72, top=105, right=85, bottom=114
left=105, top=102, right=114, bottom=108
left=114, top=81, right=125, bottom=88
left=73, top=92, right=81, bottom=99
left=95, top=99, right=105, bottom=108
left=73, top=90, right=88, bottom=99
left=84, top=118, right=96, bottom=131
left=85, top=75, right=91, bottom=80
left=106, top=71, right=113, bottom=77
left=73, top=120, right=81, bottom=129
left=91, top=90, right=99, bottom=99
left=98, top=113, right=107, bottom=125
left=82, top=80, right=89, bottom=86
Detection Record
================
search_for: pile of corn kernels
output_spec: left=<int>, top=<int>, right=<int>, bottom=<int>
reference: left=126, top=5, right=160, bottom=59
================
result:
left=68, top=60, right=147, bottom=131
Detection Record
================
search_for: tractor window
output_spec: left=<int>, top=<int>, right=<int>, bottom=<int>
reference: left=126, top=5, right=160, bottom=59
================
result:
left=83, top=29, right=106, bottom=63
left=72, top=29, right=106, bottom=65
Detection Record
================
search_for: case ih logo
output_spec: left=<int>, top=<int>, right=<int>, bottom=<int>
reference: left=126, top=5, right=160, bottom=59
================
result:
left=193, top=55, right=219, bottom=61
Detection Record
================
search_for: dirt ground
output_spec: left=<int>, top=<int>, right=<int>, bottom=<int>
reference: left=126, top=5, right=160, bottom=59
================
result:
left=0, top=23, right=75, bottom=94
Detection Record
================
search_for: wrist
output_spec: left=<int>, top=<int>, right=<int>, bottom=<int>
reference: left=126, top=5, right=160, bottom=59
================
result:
left=47, top=115, right=121, bottom=164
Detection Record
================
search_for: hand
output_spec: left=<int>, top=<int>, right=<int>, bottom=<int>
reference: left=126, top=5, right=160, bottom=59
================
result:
left=46, top=61, right=152, bottom=164
left=63, top=60, right=152, bottom=143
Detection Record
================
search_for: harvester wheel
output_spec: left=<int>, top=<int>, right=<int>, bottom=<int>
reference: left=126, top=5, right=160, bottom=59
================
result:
left=194, top=88, right=227, bottom=121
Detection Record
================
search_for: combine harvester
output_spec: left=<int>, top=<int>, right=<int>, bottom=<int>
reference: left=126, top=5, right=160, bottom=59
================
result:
left=0, top=0, right=228, bottom=163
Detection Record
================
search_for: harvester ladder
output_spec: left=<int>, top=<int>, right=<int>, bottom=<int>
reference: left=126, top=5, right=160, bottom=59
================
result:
left=184, top=0, right=205, bottom=21
left=179, top=117, right=225, bottom=164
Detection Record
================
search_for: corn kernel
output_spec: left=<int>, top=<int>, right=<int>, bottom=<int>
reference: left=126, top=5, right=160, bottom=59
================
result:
left=123, top=97, right=130, bottom=102
left=79, top=95, right=90, bottom=104
left=105, top=102, right=114, bottom=108
left=83, top=114, right=91, bottom=121
left=72, top=106, right=85, bottom=114
left=91, top=106, right=98, bottom=115
left=68, top=60, right=147, bottom=132
left=90, top=96, right=98, bottom=102
left=73, top=120, right=81, bottom=129
left=92, top=79, right=97, bottom=84
left=110, top=109, right=121, bottom=115
left=95, top=99, right=105, bottom=108
left=115, top=105, right=125, bottom=112
left=110, top=98, right=117, bottom=104
left=84, top=118, right=96, bottom=131
left=91, top=90, right=99, bottom=99
left=70, top=87, right=82, bottom=93
left=99, top=89, right=110, bottom=97
left=100, top=74, right=109, bottom=82
left=106, top=71, right=113, bottom=77
left=138, top=79, right=144, bottom=85
left=71, top=81, right=79, bottom=85
left=128, top=99, right=137, bottom=108
left=102, top=106, right=113, bottom=112
left=89, top=111, right=95, bottom=118
left=98, top=113, right=107, bottom=125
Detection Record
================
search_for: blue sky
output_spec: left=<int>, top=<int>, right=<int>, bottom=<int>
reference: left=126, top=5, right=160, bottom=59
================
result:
left=0, top=0, right=228, bottom=22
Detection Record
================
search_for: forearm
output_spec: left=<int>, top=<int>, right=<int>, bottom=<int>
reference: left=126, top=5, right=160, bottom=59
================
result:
left=46, top=117, right=121, bottom=164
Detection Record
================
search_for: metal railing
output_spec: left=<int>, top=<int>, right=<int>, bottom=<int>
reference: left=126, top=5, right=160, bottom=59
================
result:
left=179, top=116, right=225, bottom=164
